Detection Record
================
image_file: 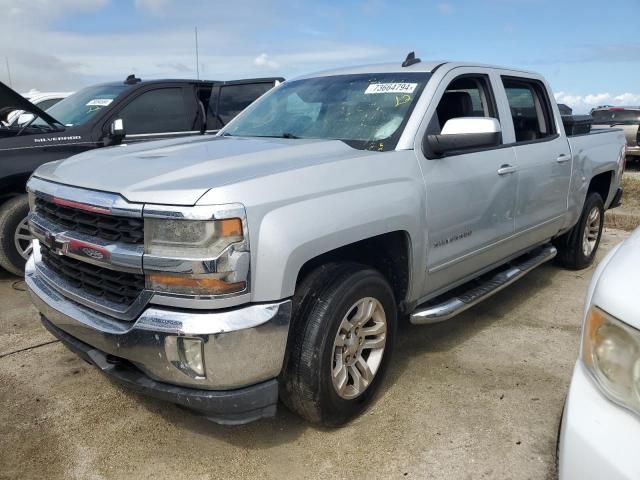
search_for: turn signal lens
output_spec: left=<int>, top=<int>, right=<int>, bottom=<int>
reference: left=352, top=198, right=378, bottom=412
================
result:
left=148, top=273, right=246, bottom=296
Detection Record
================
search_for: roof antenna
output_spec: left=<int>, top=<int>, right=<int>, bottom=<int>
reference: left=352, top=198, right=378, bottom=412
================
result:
left=402, top=51, right=421, bottom=67
left=124, top=74, right=141, bottom=85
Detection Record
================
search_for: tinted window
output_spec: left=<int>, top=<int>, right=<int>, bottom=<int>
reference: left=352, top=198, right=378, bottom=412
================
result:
left=216, top=83, right=273, bottom=125
left=38, top=98, right=63, bottom=111
left=33, top=84, right=127, bottom=127
left=118, top=88, right=192, bottom=135
left=502, top=78, right=555, bottom=142
left=592, top=109, right=640, bottom=125
left=431, top=75, right=497, bottom=133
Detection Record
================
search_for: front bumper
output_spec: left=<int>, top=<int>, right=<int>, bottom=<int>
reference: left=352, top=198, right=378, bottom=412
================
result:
left=558, top=362, right=640, bottom=479
left=609, top=187, right=623, bottom=209
left=25, top=255, right=292, bottom=424
left=626, top=145, right=640, bottom=157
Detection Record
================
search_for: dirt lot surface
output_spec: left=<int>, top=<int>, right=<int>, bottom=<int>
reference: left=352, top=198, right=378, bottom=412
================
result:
left=0, top=229, right=630, bottom=480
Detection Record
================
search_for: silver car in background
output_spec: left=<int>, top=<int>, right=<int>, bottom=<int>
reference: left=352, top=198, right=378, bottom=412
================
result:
left=592, top=107, right=640, bottom=160
left=559, top=227, right=640, bottom=479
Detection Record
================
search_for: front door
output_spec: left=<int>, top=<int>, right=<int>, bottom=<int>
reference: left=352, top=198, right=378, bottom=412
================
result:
left=415, top=69, right=519, bottom=297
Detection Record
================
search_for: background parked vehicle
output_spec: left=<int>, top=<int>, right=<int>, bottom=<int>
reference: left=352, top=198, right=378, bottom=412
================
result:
left=591, top=107, right=640, bottom=161
left=24, top=57, right=626, bottom=425
left=558, top=226, right=640, bottom=480
left=4, top=90, right=72, bottom=126
left=0, top=75, right=282, bottom=276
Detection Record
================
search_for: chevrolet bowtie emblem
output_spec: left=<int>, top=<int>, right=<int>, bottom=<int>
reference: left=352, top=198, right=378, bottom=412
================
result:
left=43, top=231, right=69, bottom=255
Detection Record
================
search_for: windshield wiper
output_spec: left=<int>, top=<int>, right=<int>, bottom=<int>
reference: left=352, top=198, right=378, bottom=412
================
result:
left=280, top=132, right=299, bottom=139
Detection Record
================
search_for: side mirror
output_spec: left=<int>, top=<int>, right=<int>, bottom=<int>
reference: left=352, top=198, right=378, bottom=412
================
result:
left=106, top=118, right=126, bottom=146
left=16, top=113, right=35, bottom=125
left=425, top=117, right=502, bottom=156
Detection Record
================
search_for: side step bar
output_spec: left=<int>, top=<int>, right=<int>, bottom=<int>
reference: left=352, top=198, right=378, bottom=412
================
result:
left=410, top=244, right=557, bottom=325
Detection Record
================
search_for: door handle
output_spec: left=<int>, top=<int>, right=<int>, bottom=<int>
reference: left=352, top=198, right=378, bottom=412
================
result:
left=556, top=154, right=571, bottom=163
left=497, top=164, right=517, bottom=175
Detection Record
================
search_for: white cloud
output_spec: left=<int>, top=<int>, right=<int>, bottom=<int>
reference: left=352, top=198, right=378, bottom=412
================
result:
left=437, top=3, right=454, bottom=14
left=254, top=53, right=280, bottom=69
left=555, top=91, right=640, bottom=113
left=134, top=0, right=170, bottom=16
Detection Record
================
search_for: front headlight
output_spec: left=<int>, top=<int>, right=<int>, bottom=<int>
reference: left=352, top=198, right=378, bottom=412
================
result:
left=582, top=306, right=640, bottom=413
left=144, top=218, right=243, bottom=258
left=144, top=217, right=248, bottom=296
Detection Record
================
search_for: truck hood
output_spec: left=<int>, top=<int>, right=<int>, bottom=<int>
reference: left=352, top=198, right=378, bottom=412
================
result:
left=33, top=135, right=372, bottom=205
left=0, top=81, right=61, bottom=127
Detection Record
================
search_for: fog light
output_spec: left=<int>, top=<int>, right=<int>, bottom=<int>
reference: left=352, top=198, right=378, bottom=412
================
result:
left=165, top=336, right=206, bottom=378
left=179, top=337, right=205, bottom=377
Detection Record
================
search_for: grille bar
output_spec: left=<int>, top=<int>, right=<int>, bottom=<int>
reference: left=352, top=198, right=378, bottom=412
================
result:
left=41, top=246, right=145, bottom=306
left=35, top=197, right=144, bottom=244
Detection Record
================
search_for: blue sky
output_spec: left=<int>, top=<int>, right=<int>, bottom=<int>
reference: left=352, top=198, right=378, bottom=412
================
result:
left=1, top=0, right=639, bottom=112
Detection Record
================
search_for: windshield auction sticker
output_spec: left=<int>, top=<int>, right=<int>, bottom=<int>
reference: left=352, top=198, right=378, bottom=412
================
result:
left=86, top=99, right=113, bottom=106
left=365, top=83, right=417, bottom=94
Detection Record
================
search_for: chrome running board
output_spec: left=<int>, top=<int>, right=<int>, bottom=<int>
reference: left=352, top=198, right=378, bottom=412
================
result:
left=410, top=244, right=557, bottom=325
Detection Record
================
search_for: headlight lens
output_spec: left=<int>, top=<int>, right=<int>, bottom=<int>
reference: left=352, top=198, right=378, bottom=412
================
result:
left=582, top=306, right=640, bottom=413
left=144, top=218, right=243, bottom=258
left=144, top=217, right=247, bottom=296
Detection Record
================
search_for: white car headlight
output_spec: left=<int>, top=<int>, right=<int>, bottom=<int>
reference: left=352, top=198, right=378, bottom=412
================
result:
left=582, top=306, right=640, bottom=414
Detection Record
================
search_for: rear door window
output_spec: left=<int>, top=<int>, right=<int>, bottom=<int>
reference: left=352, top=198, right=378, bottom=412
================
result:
left=215, top=83, right=274, bottom=125
left=502, top=78, right=556, bottom=142
left=117, top=87, right=192, bottom=135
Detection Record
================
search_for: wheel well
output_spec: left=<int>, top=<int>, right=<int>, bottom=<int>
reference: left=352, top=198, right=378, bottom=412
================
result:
left=0, top=174, right=30, bottom=205
left=588, top=171, right=613, bottom=204
left=295, top=231, right=411, bottom=309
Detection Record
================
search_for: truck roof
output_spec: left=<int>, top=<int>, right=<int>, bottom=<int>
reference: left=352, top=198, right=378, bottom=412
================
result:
left=295, top=60, right=538, bottom=80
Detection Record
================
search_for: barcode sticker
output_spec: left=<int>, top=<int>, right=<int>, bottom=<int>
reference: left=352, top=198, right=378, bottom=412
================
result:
left=365, top=83, right=417, bottom=94
left=86, top=99, right=113, bottom=107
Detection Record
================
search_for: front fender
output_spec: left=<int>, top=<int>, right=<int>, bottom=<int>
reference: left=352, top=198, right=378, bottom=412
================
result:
left=249, top=180, right=425, bottom=302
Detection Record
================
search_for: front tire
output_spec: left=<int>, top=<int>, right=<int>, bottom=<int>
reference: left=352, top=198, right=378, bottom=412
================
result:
left=554, top=192, right=604, bottom=270
left=280, top=262, right=397, bottom=426
left=0, top=195, right=32, bottom=276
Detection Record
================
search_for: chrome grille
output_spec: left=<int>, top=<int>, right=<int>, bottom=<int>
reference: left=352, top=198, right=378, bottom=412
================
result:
left=35, top=197, right=144, bottom=244
left=40, top=246, right=145, bottom=306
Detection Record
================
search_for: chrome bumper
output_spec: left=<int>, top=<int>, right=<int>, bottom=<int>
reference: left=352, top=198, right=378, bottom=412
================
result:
left=25, top=255, right=292, bottom=391
left=626, top=145, right=640, bottom=157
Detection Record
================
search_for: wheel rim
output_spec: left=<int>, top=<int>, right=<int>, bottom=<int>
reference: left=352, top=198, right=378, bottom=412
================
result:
left=582, top=206, right=601, bottom=257
left=331, top=297, right=387, bottom=400
left=14, top=216, right=33, bottom=260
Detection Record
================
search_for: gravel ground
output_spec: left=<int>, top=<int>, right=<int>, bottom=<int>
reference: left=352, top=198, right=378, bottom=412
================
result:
left=0, top=229, right=630, bottom=480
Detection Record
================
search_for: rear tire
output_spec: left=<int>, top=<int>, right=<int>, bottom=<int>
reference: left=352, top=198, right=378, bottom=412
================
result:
left=554, top=192, right=604, bottom=270
left=0, top=195, right=31, bottom=277
left=280, top=262, right=397, bottom=426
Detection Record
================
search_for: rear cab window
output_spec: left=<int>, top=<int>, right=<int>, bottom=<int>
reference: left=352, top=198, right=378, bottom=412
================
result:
left=501, top=77, right=556, bottom=142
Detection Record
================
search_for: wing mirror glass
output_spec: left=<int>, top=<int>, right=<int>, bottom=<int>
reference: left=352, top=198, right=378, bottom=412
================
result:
left=106, top=118, right=126, bottom=146
left=16, top=113, right=35, bottom=126
left=425, top=117, right=502, bottom=156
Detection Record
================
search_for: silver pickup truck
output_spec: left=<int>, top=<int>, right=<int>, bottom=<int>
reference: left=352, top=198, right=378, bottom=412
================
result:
left=24, top=56, right=625, bottom=425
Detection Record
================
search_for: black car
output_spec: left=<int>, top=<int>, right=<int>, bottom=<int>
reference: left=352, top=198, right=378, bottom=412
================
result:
left=0, top=75, right=283, bottom=275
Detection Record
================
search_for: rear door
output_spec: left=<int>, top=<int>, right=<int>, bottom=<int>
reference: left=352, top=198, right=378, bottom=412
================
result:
left=499, top=76, right=571, bottom=242
left=207, top=79, right=282, bottom=132
left=108, top=84, right=202, bottom=144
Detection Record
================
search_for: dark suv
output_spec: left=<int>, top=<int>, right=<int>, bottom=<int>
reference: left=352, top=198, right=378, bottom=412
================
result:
left=0, top=75, right=283, bottom=275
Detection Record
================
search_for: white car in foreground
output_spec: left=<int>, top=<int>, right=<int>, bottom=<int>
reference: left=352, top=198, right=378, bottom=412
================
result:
left=559, top=227, right=640, bottom=479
